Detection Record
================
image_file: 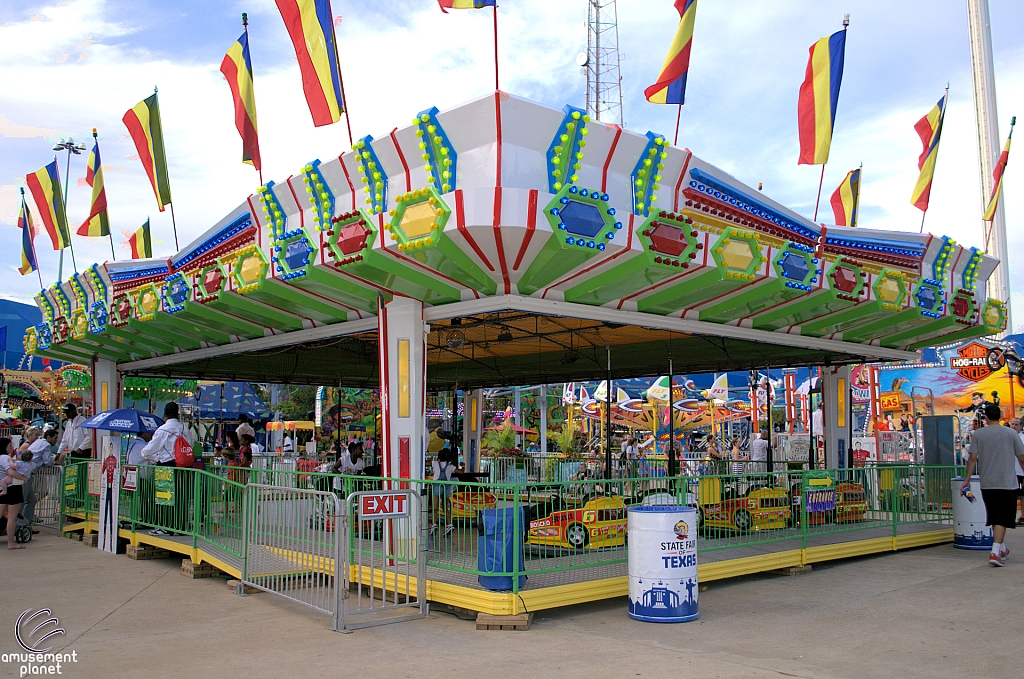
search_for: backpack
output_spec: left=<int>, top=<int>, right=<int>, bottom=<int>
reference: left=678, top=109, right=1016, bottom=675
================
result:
left=174, top=425, right=194, bottom=468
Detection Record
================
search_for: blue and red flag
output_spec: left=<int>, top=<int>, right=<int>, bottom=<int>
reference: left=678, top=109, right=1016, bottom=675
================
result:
left=220, top=31, right=262, bottom=169
left=438, top=0, right=497, bottom=12
left=910, top=95, right=946, bottom=212
left=18, top=194, right=39, bottom=276
left=275, top=0, right=344, bottom=127
left=644, top=0, right=699, bottom=105
left=797, top=30, right=847, bottom=165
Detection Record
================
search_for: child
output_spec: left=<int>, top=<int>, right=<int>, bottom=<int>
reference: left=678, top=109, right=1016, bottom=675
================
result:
left=0, top=451, right=34, bottom=498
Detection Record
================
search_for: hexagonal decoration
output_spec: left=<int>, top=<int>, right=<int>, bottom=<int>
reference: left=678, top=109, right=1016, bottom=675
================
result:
left=950, top=291, right=977, bottom=324
left=872, top=270, right=907, bottom=311
left=388, top=187, right=451, bottom=252
left=70, top=309, right=88, bottom=340
left=913, top=281, right=945, bottom=318
left=161, top=274, right=192, bottom=313
left=326, top=209, right=375, bottom=266
left=52, top=316, right=70, bottom=344
left=34, top=324, right=51, bottom=351
left=135, top=285, right=161, bottom=320
left=772, top=244, right=820, bottom=292
left=982, top=300, right=1005, bottom=329
left=110, top=294, right=134, bottom=327
left=710, top=228, right=763, bottom=281
left=195, top=263, right=226, bottom=303
left=638, top=211, right=699, bottom=269
left=272, top=229, right=315, bottom=281
left=233, top=247, right=270, bottom=294
left=545, top=184, right=621, bottom=252
left=23, top=326, right=38, bottom=354
left=88, top=301, right=108, bottom=334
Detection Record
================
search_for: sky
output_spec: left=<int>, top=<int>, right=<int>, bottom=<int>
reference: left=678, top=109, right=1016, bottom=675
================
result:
left=0, top=0, right=1022, bottom=327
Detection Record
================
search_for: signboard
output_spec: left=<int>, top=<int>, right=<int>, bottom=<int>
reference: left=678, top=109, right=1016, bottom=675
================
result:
left=879, top=391, right=901, bottom=411
left=63, top=464, right=78, bottom=498
left=804, top=472, right=835, bottom=513
left=87, top=461, right=101, bottom=497
left=949, top=341, right=994, bottom=382
left=98, top=436, right=121, bottom=554
left=154, top=467, right=175, bottom=506
left=358, top=492, right=409, bottom=519
left=122, top=465, right=138, bottom=492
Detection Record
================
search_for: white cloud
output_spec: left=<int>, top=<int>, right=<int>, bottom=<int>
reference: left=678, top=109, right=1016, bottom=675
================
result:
left=0, top=114, right=58, bottom=139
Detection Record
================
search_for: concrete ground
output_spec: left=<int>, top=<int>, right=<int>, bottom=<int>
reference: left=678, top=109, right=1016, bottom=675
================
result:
left=1, top=527, right=1021, bottom=679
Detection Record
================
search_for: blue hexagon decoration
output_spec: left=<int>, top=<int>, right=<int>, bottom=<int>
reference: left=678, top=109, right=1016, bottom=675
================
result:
left=778, top=251, right=810, bottom=281
left=560, top=200, right=606, bottom=239
left=916, top=285, right=937, bottom=311
left=168, top=278, right=190, bottom=307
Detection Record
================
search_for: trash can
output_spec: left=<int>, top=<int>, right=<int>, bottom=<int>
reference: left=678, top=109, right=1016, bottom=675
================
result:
left=627, top=505, right=699, bottom=623
left=477, top=507, right=526, bottom=591
left=951, top=476, right=992, bottom=550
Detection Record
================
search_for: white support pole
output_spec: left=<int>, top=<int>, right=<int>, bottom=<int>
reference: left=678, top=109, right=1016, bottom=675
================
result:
left=820, top=366, right=852, bottom=469
left=90, top=357, right=121, bottom=456
left=967, top=0, right=1011, bottom=332
left=378, top=297, right=427, bottom=482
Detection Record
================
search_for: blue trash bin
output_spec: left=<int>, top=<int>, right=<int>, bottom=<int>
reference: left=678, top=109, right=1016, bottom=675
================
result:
left=477, top=507, right=526, bottom=591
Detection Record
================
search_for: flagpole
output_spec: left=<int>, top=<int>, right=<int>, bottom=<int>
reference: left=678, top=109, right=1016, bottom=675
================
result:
left=57, top=152, right=78, bottom=275
left=95, top=129, right=117, bottom=261
left=329, top=23, right=355, bottom=149
left=812, top=164, right=826, bottom=221
left=21, top=188, right=45, bottom=290
left=151, top=87, right=180, bottom=251
left=673, top=105, right=682, bottom=146
left=242, top=13, right=264, bottom=187
left=492, top=4, right=500, bottom=91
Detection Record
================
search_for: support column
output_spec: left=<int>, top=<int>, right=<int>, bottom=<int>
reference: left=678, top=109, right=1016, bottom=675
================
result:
left=377, top=297, right=427, bottom=481
left=462, top=388, right=484, bottom=472
left=820, top=366, right=852, bottom=469
left=90, top=357, right=122, bottom=457
left=538, top=385, right=548, bottom=453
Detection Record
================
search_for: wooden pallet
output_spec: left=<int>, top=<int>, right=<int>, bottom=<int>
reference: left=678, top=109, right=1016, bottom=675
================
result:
left=126, top=544, right=171, bottom=560
left=771, top=564, right=813, bottom=576
left=476, top=612, right=533, bottom=631
left=82, top=533, right=98, bottom=547
left=181, top=558, right=221, bottom=579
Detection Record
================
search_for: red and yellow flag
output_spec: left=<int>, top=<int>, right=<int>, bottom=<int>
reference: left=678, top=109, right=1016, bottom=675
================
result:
left=910, top=95, right=946, bottom=212
left=126, top=219, right=152, bottom=259
left=829, top=168, right=861, bottom=227
left=25, top=161, right=70, bottom=250
left=797, top=30, right=847, bottom=165
left=983, top=121, right=1014, bottom=221
left=221, top=31, right=261, bottom=170
left=78, top=133, right=110, bottom=237
left=644, top=0, right=699, bottom=105
left=123, top=93, right=173, bottom=211
left=275, top=0, right=345, bottom=127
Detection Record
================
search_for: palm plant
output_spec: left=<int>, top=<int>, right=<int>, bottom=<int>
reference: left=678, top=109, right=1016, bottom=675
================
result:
left=482, top=419, right=518, bottom=456
left=549, top=424, right=580, bottom=458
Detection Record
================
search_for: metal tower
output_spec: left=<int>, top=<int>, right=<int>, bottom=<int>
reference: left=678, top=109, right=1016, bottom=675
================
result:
left=583, top=0, right=625, bottom=126
left=966, top=0, right=1011, bottom=332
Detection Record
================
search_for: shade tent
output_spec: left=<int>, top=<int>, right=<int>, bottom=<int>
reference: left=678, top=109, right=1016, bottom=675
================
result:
left=180, top=383, right=270, bottom=420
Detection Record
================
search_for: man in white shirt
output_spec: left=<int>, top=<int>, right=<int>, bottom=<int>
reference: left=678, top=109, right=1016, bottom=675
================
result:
left=126, top=432, right=153, bottom=465
left=140, top=403, right=193, bottom=535
left=236, top=414, right=255, bottom=442
left=56, top=404, right=89, bottom=461
left=283, top=435, right=294, bottom=454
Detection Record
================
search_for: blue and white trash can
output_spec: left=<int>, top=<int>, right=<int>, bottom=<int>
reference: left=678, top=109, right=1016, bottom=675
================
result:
left=627, top=505, right=699, bottom=623
left=951, top=476, right=993, bottom=550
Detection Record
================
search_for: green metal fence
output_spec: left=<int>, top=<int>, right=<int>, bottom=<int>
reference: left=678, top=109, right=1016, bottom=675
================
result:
left=58, top=461, right=959, bottom=596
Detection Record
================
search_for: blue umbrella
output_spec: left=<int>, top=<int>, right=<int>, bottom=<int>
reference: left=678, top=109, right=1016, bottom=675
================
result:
left=80, top=408, right=165, bottom=433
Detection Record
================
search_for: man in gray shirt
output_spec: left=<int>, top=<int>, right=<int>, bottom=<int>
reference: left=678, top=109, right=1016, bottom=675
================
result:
left=962, top=403, right=1024, bottom=567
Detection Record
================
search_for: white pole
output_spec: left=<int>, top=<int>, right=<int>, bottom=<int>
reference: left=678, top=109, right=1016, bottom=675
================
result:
left=538, top=384, right=548, bottom=453
left=967, top=0, right=1011, bottom=334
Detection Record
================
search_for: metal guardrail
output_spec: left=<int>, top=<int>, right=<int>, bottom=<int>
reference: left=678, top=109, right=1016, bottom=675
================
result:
left=56, top=461, right=960, bottom=602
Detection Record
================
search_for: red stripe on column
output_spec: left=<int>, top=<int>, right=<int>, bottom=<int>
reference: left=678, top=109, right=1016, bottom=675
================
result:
left=601, top=125, right=622, bottom=193
left=512, top=189, right=538, bottom=270
left=494, top=91, right=503, bottom=186
left=492, top=186, right=510, bottom=293
left=389, top=128, right=411, bottom=192
left=338, top=153, right=357, bottom=210
left=454, top=189, right=494, bottom=271
left=672, top=149, right=693, bottom=212
left=377, top=297, right=391, bottom=478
